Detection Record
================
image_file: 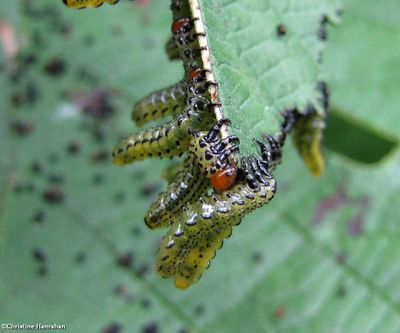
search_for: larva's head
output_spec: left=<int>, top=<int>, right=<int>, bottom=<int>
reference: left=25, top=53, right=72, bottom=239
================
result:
left=171, top=18, right=193, bottom=34
left=210, top=164, right=237, bottom=192
left=187, top=68, right=207, bottom=83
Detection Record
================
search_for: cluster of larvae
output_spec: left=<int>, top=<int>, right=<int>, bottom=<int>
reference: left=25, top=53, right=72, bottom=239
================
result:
left=63, top=0, right=327, bottom=289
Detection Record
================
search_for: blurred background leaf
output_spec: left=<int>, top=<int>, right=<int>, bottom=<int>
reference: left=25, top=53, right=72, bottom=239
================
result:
left=0, top=1, right=399, bottom=333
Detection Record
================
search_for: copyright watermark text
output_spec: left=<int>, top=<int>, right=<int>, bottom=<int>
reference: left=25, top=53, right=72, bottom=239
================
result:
left=1, top=323, right=66, bottom=330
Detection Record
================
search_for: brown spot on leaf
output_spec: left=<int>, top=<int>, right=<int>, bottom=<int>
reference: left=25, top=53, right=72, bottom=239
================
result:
left=42, top=187, right=64, bottom=204
left=274, top=306, right=286, bottom=319
left=91, top=150, right=109, bottom=162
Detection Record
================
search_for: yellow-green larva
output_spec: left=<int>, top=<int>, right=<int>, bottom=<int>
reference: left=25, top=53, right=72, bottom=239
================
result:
left=62, top=0, right=119, bottom=9
left=156, top=155, right=276, bottom=289
left=145, top=119, right=239, bottom=229
left=112, top=109, right=214, bottom=165
left=293, top=109, right=326, bottom=177
left=131, top=81, right=187, bottom=127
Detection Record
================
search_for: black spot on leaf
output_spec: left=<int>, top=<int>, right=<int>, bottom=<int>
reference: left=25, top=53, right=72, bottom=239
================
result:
left=337, top=284, right=347, bottom=298
left=32, top=248, right=47, bottom=263
left=83, top=35, right=96, bottom=47
left=30, top=161, right=43, bottom=175
left=276, top=24, right=287, bottom=36
left=32, top=210, right=46, bottom=224
left=116, top=252, right=134, bottom=268
left=13, top=182, right=35, bottom=194
left=141, top=183, right=159, bottom=197
left=318, top=15, right=329, bottom=40
left=135, top=263, right=150, bottom=278
left=58, top=23, right=72, bottom=36
left=25, top=81, right=40, bottom=104
left=193, top=303, right=205, bottom=316
left=47, top=173, right=65, bottom=185
left=142, top=322, right=158, bottom=333
left=76, top=67, right=98, bottom=84
left=101, top=323, right=122, bottom=333
left=75, top=252, right=87, bottom=264
left=251, top=251, right=263, bottom=263
left=66, top=141, right=81, bottom=155
left=38, top=265, right=48, bottom=276
left=113, top=191, right=126, bottom=204
left=92, top=173, right=105, bottom=185
left=44, top=58, right=66, bottom=77
left=132, top=226, right=142, bottom=237
left=10, top=121, right=34, bottom=136
left=141, top=298, right=151, bottom=309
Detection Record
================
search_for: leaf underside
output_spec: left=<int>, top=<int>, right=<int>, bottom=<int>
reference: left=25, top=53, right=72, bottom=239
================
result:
left=199, top=0, right=341, bottom=155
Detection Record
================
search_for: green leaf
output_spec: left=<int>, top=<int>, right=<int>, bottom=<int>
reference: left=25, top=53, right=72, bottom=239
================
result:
left=325, top=0, right=400, bottom=143
left=1, top=1, right=400, bottom=333
left=199, top=0, right=341, bottom=155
